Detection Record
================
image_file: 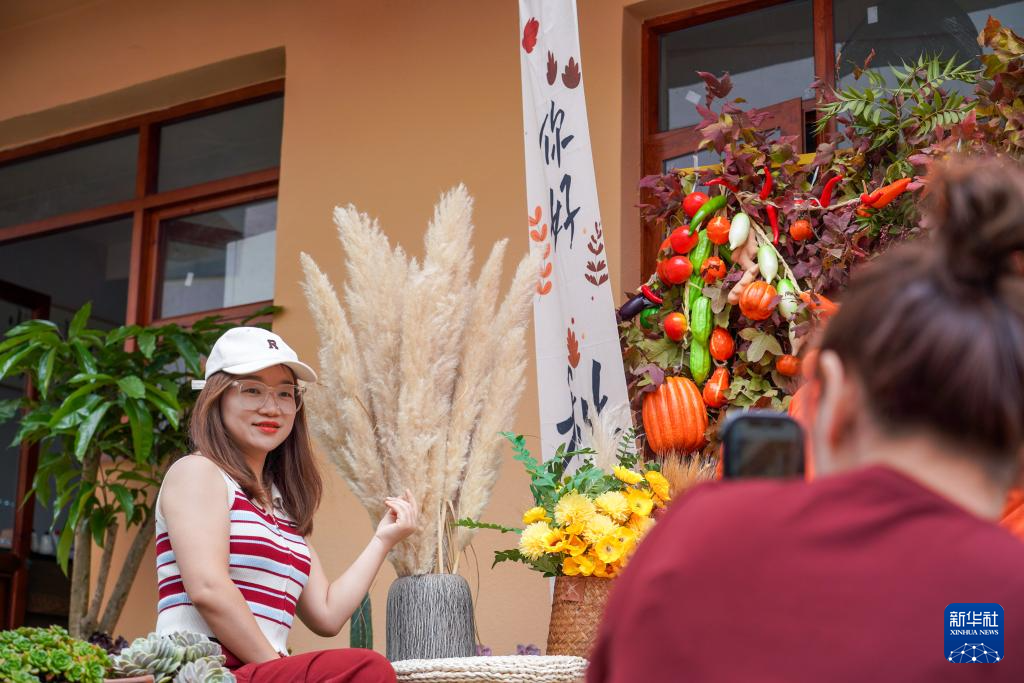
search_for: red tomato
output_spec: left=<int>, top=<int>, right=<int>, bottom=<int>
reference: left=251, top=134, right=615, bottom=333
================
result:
left=703, top=367, right=730, bottom=408
left=789, top=219, right=814, bottom=242
left=669, top=225, right=699, bottom=254
left=663, top=312, right=688, bottom=341
left=683, top=192, right=709, bottom=218
left=709, top=327, right=734, bottom=361
left=706, top=216, right=731, bottom=245
left=776, top=354, right=801, bottom=377
left=700, top=256, right=727, bottom=284
left=658, top=256, right=692, bottom=285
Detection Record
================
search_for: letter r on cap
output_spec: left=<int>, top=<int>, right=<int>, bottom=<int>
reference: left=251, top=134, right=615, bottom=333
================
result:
left=267, top=339, right=279, bottom=350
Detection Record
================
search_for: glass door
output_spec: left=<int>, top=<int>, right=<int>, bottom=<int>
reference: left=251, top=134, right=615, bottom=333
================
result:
left=0, top=281, right=49, bottom=628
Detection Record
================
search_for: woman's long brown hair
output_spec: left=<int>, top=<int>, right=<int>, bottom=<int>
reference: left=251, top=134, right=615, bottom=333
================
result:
left=820, top=155, right=1024, bottom=472
left=189, top=371, right=323, bottom=536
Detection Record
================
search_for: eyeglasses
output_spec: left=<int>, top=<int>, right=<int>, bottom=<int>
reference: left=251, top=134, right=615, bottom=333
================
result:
left=229, top=380, right=305, bottom=414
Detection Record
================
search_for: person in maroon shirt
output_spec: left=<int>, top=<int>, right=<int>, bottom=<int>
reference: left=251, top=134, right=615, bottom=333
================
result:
left=588, top=156, right=1024, bottom=683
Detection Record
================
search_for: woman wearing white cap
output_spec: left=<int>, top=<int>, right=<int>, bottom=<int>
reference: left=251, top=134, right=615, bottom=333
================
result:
left=155, top=327, right=415, bottom=682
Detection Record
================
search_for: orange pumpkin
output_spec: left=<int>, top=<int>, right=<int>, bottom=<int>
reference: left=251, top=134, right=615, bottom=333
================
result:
left=739, top=281, right=778, bottom=321
left=776, top=354, right=800, bottom=377
left=709, top=327, right=734, bottom=361
left=642, top=376, right=708, bottom=455
left=703, top=367, right=729, bottom=408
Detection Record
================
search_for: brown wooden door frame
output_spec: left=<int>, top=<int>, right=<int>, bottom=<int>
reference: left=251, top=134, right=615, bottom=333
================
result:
left=0, top=279, right=50, bottom=629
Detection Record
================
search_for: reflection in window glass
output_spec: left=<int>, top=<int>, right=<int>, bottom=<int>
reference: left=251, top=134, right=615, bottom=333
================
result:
left=834, top=0, right=1024, bottom=91
left=157, top=97, right=284, bottom=192
left=158, top=199, right=277, bottom=318
left=658, top=0, right=814, bottom=131
left=663, top=149, right=722, bottom=173
left=0, top=134, right=137, bottom=228
left=0, top=219, right=132, bottom=329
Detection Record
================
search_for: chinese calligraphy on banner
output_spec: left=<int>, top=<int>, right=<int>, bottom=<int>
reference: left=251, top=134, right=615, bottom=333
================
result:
left=519, top=0, right=632, bottom=461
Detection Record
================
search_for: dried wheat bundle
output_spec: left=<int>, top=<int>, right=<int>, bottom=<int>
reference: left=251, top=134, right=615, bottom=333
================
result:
left=301, top=185, right=536, bottom=575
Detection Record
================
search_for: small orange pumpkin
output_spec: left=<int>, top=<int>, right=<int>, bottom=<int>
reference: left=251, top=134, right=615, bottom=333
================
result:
left=642, top=376, right=708, bottom=455
left=709, top=327, right=734, bottom=361
left=703, top=367, right=730, bottom=408
left=739, top=281, right=778, bottom=321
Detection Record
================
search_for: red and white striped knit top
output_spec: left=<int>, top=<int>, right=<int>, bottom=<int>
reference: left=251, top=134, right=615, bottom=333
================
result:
left=154, top=465, right=311, bottom=654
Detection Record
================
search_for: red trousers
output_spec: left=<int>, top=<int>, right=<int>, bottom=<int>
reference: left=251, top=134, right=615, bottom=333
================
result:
left=230, top=649, right=396, bottom=683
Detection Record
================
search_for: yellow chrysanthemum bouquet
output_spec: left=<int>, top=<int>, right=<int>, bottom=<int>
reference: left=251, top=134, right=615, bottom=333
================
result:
left=459, top=432, right=670, bottom=578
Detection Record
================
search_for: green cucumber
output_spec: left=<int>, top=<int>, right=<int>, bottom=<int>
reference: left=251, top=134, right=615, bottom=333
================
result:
left=690, top=339, right=711, bottom=385
left=690, top=297, right=712, bottom=343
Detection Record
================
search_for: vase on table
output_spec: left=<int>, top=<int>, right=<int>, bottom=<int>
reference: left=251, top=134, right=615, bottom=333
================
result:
left=546, top=575, right=613, bottom=659
left=385, top=573, right=476, bottom=662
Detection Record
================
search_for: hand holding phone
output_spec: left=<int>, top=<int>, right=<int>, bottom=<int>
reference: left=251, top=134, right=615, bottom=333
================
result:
left=721, top=411, right=805, bottom=479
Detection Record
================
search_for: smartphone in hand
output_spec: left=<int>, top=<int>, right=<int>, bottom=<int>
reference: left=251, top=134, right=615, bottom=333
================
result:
left=721, top=411, right=805, bottom=479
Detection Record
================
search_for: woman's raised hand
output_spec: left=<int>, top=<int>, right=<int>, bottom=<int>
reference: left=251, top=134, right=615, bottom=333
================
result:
left=374, top=488, right=419, bottom=548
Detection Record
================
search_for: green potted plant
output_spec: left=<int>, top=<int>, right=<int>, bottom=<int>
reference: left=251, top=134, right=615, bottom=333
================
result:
left=0, top=625, right=109, bottom=683
left=0, top=302, right=275, bottom=639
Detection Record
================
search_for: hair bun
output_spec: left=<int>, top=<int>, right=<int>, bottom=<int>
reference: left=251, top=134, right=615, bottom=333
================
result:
left=924, top=156, right=1024, bottom=290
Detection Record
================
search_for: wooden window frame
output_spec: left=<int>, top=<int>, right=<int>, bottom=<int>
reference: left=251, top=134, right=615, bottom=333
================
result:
left=640, top=0, right=835, bottom=279
left=0, top=78, right=285, bottom=328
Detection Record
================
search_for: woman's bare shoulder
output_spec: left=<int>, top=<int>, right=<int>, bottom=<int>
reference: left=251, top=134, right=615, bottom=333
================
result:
left=162, top=454, right=225, bottom=491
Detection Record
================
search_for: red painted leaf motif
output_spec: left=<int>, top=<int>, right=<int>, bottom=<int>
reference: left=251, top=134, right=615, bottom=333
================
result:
left=546, top=52, right=558, bottom=86
left=522, top=18, right=539, bottom=54
left=567, top=327, right=581, bottom=368
left=562, top=57, right=581, bottom=89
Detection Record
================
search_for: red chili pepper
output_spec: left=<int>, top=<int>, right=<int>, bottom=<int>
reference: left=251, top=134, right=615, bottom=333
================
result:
left=759, top=164, right=773, bottom=201
left=640, top=284, right=663, bottom=305
left=819, top=175, right=843, bottom=207
left=766, top=205, right=780, bottom=245
left=706, top=177, right=739, bottom=193
left=867, top=177, right=912, bottom=209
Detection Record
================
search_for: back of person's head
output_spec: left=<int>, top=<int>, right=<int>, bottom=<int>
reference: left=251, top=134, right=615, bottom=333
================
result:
left=817, top=155, right=1024, bottom=475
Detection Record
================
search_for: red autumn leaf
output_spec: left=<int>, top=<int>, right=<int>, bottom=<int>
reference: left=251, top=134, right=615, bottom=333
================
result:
left=546, top=51, right=558, bottom=86
left=562, top=57, right=581, bottom=89
left=696, top=70, right=733, bottom=100
left=522, top=18, right=539, bottom=54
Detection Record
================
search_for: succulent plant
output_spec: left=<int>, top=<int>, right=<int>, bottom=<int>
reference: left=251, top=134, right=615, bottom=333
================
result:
left=108, top=633, right=185, bottom=683
left=173, top=655, right=235, bottom=683
left=166, top=631, right=221, bottom=663
left=0, top=625, right=108, bottom=683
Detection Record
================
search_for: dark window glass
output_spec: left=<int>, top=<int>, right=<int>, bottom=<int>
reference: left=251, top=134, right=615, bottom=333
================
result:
left=0, top=219, right=132, bottom=329
left=0, top=134, right=137, bottom=228
left=157, top=199, right=277, bottom=318
left=157, top=97, right=284, bottom=192
left=834, top=1, right=1024, bottom=91
left=658, top=0, right=814, bottom=131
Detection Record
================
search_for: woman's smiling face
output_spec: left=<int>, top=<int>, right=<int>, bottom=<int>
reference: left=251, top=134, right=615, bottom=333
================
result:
left=219, top=364, right=297, bottom=459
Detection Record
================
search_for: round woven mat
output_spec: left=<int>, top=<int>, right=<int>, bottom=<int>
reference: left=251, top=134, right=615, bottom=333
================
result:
left=391, top=655, right=588, bottom=682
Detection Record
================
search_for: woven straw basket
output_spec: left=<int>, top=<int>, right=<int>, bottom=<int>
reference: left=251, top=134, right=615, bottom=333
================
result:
left=545, top=575, right=613, bottom=658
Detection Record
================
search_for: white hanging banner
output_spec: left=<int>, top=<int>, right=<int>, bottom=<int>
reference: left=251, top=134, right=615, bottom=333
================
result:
left=519, top=0, right=632, bottom=461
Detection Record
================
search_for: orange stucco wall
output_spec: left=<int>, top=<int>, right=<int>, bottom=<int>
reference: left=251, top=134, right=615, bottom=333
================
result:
left=0, top=0, right=690, bottom=656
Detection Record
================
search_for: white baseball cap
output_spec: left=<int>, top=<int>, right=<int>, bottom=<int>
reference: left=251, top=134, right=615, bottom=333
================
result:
left=191, top=327, right=318, bottom=390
